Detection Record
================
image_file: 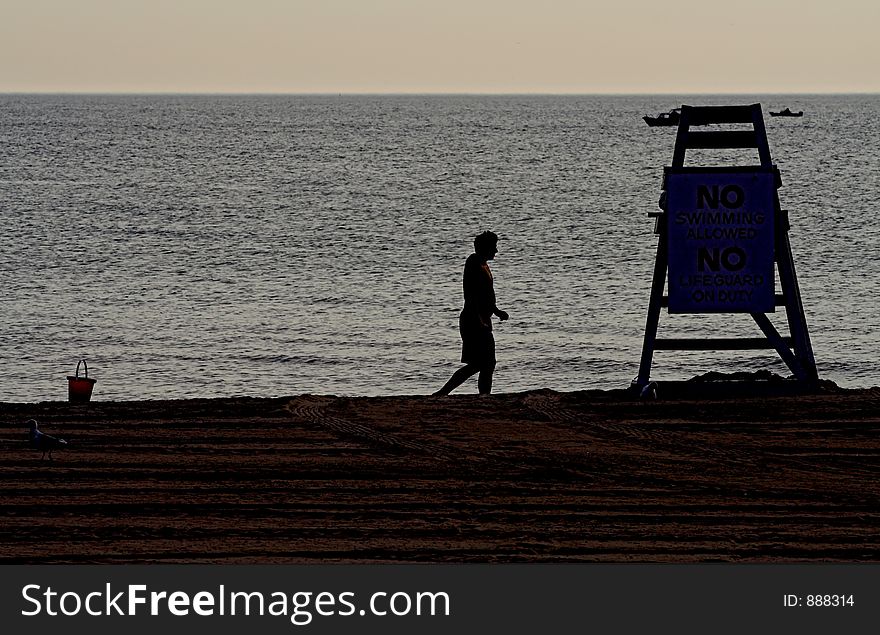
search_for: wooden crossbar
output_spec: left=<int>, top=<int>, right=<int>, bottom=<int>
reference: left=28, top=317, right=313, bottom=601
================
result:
left=660, top=295, right=787, bottom=307
left=655, top=337, right=793, bottom=351
left=681, top=104, right=756, bottom=125
left=682, top=131, right=759, bottom=149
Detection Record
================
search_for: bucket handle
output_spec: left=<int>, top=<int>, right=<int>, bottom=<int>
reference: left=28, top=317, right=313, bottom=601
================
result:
left=75, top=359, right=89, bottom=379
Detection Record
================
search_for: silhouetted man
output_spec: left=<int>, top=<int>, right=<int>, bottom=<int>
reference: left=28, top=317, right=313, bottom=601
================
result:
left=434, top=231, right=509, bottom=395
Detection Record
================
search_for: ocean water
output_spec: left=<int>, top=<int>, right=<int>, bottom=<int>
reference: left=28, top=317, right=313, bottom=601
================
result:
left=1, top=94, right=878, bottom=402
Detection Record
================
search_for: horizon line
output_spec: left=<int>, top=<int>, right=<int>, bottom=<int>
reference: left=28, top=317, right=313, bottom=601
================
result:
left=1, top=90, right=878, bottom=97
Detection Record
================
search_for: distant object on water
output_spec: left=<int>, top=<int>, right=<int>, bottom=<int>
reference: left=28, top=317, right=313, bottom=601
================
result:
left=643, top=108, right=681, bottom=127
left=769, top=107, right=803, bottom=117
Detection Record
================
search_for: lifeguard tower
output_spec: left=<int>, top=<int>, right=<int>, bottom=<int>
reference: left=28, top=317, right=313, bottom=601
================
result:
left=635, top=104, right=818, bottom=389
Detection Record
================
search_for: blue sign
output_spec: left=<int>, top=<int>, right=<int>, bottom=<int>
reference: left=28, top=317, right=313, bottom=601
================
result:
left=667, top=171, right=775, bottom=313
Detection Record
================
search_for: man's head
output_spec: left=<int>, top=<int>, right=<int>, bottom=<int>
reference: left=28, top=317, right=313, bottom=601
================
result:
left=474, top=231, right=499, bottom=259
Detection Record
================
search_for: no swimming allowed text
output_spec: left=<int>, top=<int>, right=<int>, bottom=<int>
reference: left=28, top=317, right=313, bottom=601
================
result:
left=666, top=172, right=776, bottom=313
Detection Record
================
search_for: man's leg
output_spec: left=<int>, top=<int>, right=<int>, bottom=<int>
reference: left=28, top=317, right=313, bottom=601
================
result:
left=433, top=364, right=481, bottom=396
left=478, top=362, right=495, bottom=394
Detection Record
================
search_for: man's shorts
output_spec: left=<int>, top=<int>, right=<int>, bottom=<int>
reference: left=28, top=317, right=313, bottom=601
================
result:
left=459, top=312, right=496, bottom=366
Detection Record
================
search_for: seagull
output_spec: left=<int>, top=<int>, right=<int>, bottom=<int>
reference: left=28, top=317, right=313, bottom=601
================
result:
left=639, top=381, right=658, bottom=401
left=27, top=420, right=68, bottom=460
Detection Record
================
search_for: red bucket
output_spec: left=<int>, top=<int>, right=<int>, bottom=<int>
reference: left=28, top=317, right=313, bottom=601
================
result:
left=67, top=360, right=97, bottom=403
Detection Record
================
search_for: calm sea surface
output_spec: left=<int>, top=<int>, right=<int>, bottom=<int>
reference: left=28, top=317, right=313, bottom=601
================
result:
left=1, top=94, right=878, bottom=402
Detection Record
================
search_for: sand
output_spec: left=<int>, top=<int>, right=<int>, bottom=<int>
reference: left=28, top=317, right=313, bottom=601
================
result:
left=2, top=384, right=879, bottom=563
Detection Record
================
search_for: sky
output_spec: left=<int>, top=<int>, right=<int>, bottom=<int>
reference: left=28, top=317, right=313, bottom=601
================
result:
left=1, top=0, right=878, bottom=94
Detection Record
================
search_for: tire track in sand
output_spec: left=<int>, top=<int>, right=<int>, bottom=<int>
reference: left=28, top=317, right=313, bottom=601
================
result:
left=522, top=391, right=665, bottom=444
left=521, top=391, right=761, bottom=468
left=286, top=396, right=456, bottom=461
left=286, top=395, right=596, bottom=479
left=520, top=391, right=877, bottom=482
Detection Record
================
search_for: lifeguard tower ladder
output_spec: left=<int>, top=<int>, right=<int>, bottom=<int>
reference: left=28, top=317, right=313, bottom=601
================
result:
left=636, top=104, right=818, bottom=388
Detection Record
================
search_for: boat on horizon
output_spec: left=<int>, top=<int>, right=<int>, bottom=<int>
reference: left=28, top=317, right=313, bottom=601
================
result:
left=769, top=107, right=803, bottom=117
left=643, top=108, right=681, bottom=127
